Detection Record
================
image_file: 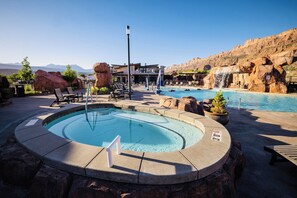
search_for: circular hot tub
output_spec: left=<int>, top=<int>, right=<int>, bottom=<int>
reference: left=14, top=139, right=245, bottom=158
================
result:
left=15, top=102, right=231, bottom=185
left=45, top=107, right=203, bottom=152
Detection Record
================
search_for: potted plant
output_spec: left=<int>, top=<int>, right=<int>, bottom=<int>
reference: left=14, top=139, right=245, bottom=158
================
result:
left=204, top=90, right=229, bottom=125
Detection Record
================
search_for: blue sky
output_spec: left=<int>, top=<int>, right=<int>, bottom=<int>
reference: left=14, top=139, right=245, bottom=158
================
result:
left=0, top=0, right=297, bottom=69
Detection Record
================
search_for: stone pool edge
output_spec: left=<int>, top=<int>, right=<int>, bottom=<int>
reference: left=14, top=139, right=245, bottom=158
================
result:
left=15, top=102, right=231, bottom=185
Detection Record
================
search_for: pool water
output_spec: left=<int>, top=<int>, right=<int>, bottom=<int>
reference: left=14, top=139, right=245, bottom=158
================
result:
left=161, top=88, right=297, bottom=112
left=45, top=108, right=203, bottom=152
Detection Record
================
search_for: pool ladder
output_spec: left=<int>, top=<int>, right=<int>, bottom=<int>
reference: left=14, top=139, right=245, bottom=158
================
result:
left=106, top=135, right=122, bottom=167
left=85, top=81, right=91, bottom=121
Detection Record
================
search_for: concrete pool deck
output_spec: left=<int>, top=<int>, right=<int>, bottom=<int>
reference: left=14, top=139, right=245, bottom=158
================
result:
left=0, top=89, right=297, bottom=197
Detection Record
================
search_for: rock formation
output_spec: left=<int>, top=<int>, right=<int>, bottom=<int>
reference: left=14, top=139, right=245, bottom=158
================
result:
left=0, top=137, right=41, bottom=186
left=166, top=28, right=297, bottom=74
left=29, top=165, right=72, bottom=197
left=71, top=78, right=84, bottom=89
left=0, top=136, right=245, bottom=197
left=93, top=62, right=112, bottom=88
left=160, top=96, right=205, bottom=116
left=34, top=70, right=68, bottom=92
left=248, top=58, right=288, bottom=93
left=34, top=70, right=84, bottom=92
left=166, top=28, right=297, bottom=93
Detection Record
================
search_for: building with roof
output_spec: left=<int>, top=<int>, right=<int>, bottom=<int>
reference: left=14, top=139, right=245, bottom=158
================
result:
left=111, top=63, right=165, bottom=85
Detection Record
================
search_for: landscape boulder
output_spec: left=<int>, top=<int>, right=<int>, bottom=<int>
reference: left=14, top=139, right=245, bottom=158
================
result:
left=0, top=138, right=41, bottom=186
left=68, top=175, right=122, bottom=198
left=0, top=137, right=245, bottom=197
left=159, top=97, right=178, bottom=109
left=203, top=74, right=215, bottom=89
left=34, top=70, right=68, bottom=92
left=270, top=50, right=297, bottom=66
left=72, top=78, right=84, bottom=89
left=240, top=61, right=255, bottom=73
left=160, top=96, right=204, bottom=116
left=248, top=62, right=287, bottom=93
left=29, top=165, right=72, bottom=198
left=269, top=82, right=287, bottom=93
left=178, top=96, right=199, bottom=114
left=93, top=62, right=112, bottom=88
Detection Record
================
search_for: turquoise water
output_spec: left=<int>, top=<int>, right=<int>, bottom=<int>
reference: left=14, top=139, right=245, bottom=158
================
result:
left=45, top=108, right=203, bottom=152
left=161, top=88, right=297, bottom=112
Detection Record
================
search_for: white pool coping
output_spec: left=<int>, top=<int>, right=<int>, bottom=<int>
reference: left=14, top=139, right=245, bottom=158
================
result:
left=15, top=102, right=231, bottom=185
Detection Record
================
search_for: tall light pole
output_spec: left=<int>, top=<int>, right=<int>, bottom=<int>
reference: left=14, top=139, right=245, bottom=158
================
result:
left=126, top=25, right=132, bottom=100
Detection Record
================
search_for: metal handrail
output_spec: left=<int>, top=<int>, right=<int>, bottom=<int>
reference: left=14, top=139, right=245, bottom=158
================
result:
left=85, top=81, right=91, bottom=121
left=106, top=135, right=121, bottom=167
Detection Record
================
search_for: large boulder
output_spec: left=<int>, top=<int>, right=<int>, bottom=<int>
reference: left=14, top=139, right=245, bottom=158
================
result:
left=34, top=70, right=68, bottom=92
left=29, top=165, right=72, bottom=198
left=68, top=175, right=121, bottom=198
left=160, top=97, right=204, bottom=116
left=240, top=61, right=255, bottom=73
left=203, top=74, right=215, bottom=89
left=248, top=61, right=287, bottom=93
left=72, top=78, right=84, bottom=89
left=178, top=96, right=199, bottom=114
left=0, top=138, right=41, bottom=186
left=270, top=50, right=297, bottom=66
left=0, top=137, right=245, bottom=197
left=159, top=97, right=178, bottom=109
left=269, top=82, right=287, bottom=93
left=93, top=62, right=112, bottom=88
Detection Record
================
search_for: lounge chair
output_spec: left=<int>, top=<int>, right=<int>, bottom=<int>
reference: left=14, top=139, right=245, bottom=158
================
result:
left=108, top=89, right=125, bottom=101
left=50, top=88, right=74, bottom=107
left=66, top=87, right=83, bottom=101
left=264, top=145, right=297, bottom=166
left=116, top=83, right=131, bottom=93
left=113, top=83, right=131, bottom=95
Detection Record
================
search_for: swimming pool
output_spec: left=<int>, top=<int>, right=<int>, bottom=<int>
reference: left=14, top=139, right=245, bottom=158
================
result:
left=45, top=108, right=203, bottom=152
left=161, top=88, right=297, bottom=112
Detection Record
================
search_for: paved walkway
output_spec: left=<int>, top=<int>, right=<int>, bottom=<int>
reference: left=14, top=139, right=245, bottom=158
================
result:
left=0, top=90, right=297, bottom=197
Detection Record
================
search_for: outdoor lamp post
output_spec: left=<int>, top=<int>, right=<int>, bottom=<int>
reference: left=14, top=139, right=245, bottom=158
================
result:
left=126, top=25, right=132, bottom=100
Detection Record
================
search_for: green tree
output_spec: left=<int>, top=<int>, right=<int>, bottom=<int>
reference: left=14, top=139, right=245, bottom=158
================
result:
left=18, top=57, right=33, bottom=83
left=63, top=65, right=77, bottom=83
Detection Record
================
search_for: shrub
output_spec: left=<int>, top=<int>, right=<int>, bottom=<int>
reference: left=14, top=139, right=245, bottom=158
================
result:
left=210, top=90, right=227, bottom=114
left=99, top=87, right=109, bottom=94
left=90, top=86, right=99, bottom=94
left=24, top=84, right=41, bottom=95
left=25, top=84, right=33, bottom=92
left=90, top=86, right=110, bottom=94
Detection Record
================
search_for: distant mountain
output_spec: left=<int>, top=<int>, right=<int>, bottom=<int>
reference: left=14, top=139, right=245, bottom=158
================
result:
left=0, top=63, right=93, bottom=75
left=44, top=64, right=93, bottom=73
left=0, top=63, right=22, bottom=70
left=0, top=68, right=19, bottom=76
